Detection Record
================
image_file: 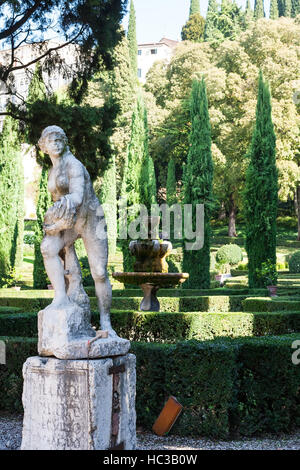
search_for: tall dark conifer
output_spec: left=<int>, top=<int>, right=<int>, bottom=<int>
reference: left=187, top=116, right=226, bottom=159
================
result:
left=190, top=0, right=200, bottom=15
left=120, top=95, right=146, bottom=273
left=28, top=64, right=51, bottom=288
left=127, top=0, right=138, bottom=78
left=244, top=72, right=277, bottom=288
left=270, top=0, right=279, bottom=18
left=182, top=79, right=214, bottom=289
left=254, top=0, right=265, bottom=18
left=0, top=116, right=23, bottom=285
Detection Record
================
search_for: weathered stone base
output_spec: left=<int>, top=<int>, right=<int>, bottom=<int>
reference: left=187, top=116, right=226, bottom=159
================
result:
left=38, top=305, right=130, bottom=359
left=21, top=355, right=136, bottom=450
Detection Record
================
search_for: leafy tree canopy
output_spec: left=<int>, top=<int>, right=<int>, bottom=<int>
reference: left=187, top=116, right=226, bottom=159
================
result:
left=0, top=0, right=128, bottom=112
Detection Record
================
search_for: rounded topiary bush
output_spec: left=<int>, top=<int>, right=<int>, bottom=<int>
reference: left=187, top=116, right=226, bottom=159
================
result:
left=288, top=251, right=300, bottom=273
left=216, top=244, right=243, bottom=266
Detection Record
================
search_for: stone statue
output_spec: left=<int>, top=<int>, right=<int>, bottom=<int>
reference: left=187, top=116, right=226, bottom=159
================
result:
left=37, top=125, right=129, bottom=359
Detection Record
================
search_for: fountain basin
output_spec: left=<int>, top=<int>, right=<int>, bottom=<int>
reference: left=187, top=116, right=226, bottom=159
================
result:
left=112, top=272, right=189, bottom=311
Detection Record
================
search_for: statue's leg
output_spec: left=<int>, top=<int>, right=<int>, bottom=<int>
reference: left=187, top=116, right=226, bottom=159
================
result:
left=63, top=232, right=90, bottom=309
left=40, top=234, right=70, bottom=308
left=81, top=229, right=115, bottom=336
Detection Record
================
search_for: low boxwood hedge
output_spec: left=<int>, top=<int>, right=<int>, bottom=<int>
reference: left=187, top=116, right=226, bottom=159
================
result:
left=1, top=334, right=299, bottom=438
left=242, top=297, right=300, bottom=312
left=0, top=337, right=37, bottom=412
left=0, top=294, right=258, bottom=313
left=1, top=310, right=300, bottom=343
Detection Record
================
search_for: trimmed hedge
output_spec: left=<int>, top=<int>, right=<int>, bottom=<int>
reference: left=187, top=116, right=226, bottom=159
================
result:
left=1, top=310, right=300, bottom=343
left=0, top=294, right=259, bottom=313
left=1, top=335, right=299, bottom=438
left=134, top=334, right=300, bottom=437
left=0, top=336, right=37, bottom=412
left=242, top=297, right=300, bottom=312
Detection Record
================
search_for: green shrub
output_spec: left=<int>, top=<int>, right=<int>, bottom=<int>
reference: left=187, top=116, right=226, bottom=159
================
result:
left=0, top=337, right=37, bottom=411
left=242, top=297, right=300, bottom=312
left=289, top=251, right=300, bottom=273
left=216, top=244, right=243, bottom=266
left=3, top=310, right=300, bottom=343
left=1, top=335, right=299, bottom=436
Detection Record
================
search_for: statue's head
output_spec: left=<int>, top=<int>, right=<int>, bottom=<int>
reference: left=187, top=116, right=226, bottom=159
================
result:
left=38, top=126, right=68, bottom=157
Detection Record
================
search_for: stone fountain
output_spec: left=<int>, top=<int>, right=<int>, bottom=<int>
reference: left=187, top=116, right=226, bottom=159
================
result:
left=113, top=217, right=189, bottom=311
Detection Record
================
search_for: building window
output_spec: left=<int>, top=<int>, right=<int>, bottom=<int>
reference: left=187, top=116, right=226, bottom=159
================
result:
left=138, top=68, right=142, bottom=78
left=138, top=50, right=142, bottom=55
left=151, top=49, right=157, bottom=55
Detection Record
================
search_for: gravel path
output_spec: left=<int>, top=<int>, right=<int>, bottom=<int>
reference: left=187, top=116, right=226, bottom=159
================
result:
left=0, top=414, right=299, bottom=450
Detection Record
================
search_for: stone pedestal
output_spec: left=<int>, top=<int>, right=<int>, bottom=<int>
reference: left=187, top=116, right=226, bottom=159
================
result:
left=21, top=354, right=136, bottom=450
left=38, top=305, right=130, bottom=359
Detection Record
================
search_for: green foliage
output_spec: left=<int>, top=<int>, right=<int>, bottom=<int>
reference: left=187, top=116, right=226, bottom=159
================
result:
left=182, top=79, right=213, bottom=289
left=26, top=90, right=118, bottom=181
left=270, top=0, right=279, bottom=18
left=216, top=244, right=243, bottom=266
left=242, top=297, right=300, bottom=311
left=33, top=167, right=52, bottom=289
left=2, top=334, right=299, bottom=434
left=244, top=72, right=278, bottom=288
left=204, top=0, right=220, bottom=42
left=284, top=0, right=292, bottom=16
left=288, top=251, right=300, bottom=273
left=166, top=159, right=177, bottom=205
left=121, top=95, right=149, bottom=272
left=127, top=0, right=138, bottom=77
left=0, top=116, right=23, bottom=286
left=139, top=108, right=157, bottom=211
left=254, top=0, right=265, bottom=18
left=256, top=260, right=278, bottom=286
left=181, top=13, right=205, bottom=42
left=245, top=0, right=254, bottom=19
left=0, top=337, right=37, bottom=412
left=96, top=155, right=117, bottom=256
left=189, top=0, right=200, bottom=15
left=204, top=0, right=246, bottom=44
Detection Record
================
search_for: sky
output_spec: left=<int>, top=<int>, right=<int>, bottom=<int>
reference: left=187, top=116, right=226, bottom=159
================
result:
left=123, top=0, right=271, bottom=44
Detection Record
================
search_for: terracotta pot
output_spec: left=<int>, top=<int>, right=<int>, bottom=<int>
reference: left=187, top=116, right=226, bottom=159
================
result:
left=267, top=285, right=277, bottom=297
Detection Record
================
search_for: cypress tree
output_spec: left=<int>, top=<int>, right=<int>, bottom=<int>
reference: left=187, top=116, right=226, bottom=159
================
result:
left=96, top=155, right=118, bottom=256
left=244, top=71, right=277, bottom=288
left=166, top=158, right=177, bottom=242
left=278, top=0, right=285, bottom=15
left=33, top=167, right=52, bottom=288
left=245, top=0, right=254, bottom=18
left=254, top=0, right=265, bottom=18
left=204, top=0, right=219, bottom=42
left=120, top=95, right=146, bottom=272
left=0, top=116, right=23, bottom=285
left=182, top=79, right=214, bottom=289
left=127, top=0, right=138, bottom=78
left=283, top=0, right=292, bottom=15
left=14, top=154, right=25, bottom=268
left=139, top=107, right=157, bottom=211
left=190, top=0, right=200, bottom=16
left=166, top=159, right=177, bottom=206
left=27, top=63, right=51, bottom=288
left=292, top=0, right=300, bottom=16
left=270, top=0, right=279, bottom=18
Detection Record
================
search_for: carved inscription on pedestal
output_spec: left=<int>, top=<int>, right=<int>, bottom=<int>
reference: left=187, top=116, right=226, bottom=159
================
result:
left=28, top=367, right=89, bottom=450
